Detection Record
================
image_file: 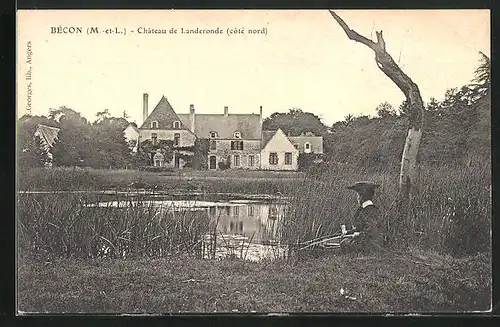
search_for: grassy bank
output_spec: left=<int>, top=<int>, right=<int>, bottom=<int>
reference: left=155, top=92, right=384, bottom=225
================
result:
left=17, top=252, right=490, bottom=313
left=16, top=161, right=492, bottom=313
left=18, top=167, right=303, bottom=194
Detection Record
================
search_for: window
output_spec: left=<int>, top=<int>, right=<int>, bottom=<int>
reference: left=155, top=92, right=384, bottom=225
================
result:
left=293, top=143, right=299, bottom=149
left=285, top=152, right=293, bottom=165
left=248, top=155, right=255, bottom=167
left=151, top=121, right=158, bottom=129
left=210, top=131, right=218, bottom=138
left=225, top=206, right=231, bottom=215
left=173, top=121, right=181, bottom=129
left=304, top=142, right=311, bottom=153
left=151, top=133, right=158, bottom=145
left=234, top=131, right=241, bottom=139
left=239, top=221, right=243, bottom=233
left=174, top=133, right=180, bottom=146
left=233, top=154, right=241, bottom=167
left=210, top=140, right=217, bottom=150
left=231, top=141, right=243, bottom=150
left=248, top=205, right=254, bottom=217
left=233, top=206, right=239, bottom=217
left=269, top=152, right=278, bottom=165
left=269, top=206, right=278, bottom=218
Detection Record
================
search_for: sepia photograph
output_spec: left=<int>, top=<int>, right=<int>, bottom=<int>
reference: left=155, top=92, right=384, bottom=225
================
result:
left=16, top=9, right=491, bottom=313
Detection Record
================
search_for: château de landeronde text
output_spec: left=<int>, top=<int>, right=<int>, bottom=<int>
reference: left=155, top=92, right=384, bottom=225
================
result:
left=50, top=26, right=267, bottom=35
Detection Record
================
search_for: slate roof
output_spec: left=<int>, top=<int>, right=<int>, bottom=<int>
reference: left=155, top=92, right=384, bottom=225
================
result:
left=35, top=124, right=60, bottom=149
left=261, top=130, right=277, bottom=149
left=261, top=129, right=298, bottom=153
left=178, top=113, right=262, bottom=140
left=140, top=96, right=190, bottom=130
left=288, top=134, right=324, bottom=154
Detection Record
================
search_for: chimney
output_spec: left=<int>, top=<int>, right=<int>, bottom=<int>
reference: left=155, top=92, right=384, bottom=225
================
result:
left=189, top=104, right=195, bottom=133
left=259, top=106, right=263, bottom=118
left=142, top=93, right=149, bottom=124
left=224, top=106, right=229, bottom=117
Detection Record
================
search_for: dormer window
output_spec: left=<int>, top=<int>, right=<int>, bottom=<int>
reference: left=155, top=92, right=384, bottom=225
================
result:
left=210, top=131, right=218, bottom=139
left=234, top=131, right=241, bottom=139
left=151, top=121, right=158, bottom=129
left=173, top=121, right=181, bottom=129
left=304, top=142, right=311, bottom=153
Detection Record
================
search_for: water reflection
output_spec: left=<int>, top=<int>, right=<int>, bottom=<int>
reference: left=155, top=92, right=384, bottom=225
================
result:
left=87, top=197, right=288, bottom=261
left=203, top=201, right=288, bottom=261
left=210, top=201, right=284, bottom=244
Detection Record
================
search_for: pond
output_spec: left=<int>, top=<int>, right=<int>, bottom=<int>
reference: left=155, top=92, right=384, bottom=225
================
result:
left=84, top=193, right=289, bottom=261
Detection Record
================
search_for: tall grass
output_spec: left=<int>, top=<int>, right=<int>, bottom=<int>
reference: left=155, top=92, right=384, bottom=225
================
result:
left=281, top=158, right=491, bottom=257
left=17, top=192, right=211, bottom=259
left=18, top=158, right=491, bottom=259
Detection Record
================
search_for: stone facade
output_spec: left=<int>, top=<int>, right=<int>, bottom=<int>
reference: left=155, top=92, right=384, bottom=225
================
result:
left=134, top=94, right=323, bottom=171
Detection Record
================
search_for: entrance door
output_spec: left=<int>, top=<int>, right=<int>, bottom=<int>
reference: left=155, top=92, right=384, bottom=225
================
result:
left=209, top=156, right=217, bottom=170
left=174, top=154, right=180, bottom=168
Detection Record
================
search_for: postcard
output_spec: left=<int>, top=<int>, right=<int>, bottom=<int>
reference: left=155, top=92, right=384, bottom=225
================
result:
left=16, top=9, right=491, bottom=314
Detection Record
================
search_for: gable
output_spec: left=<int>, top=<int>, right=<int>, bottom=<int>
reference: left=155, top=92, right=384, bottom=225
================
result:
left=288, top=136, right=324, bottom=153
left=262, top=129, right=297, bottom=152
left=140, top=96, right=187, bottom=130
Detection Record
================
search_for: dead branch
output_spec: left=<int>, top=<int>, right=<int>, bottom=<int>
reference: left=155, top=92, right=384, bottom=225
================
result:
left=329, top=10, right=424, bottom=130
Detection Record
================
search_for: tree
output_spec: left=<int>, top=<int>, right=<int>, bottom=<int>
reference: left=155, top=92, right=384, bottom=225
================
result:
left=329, top=10, right=426, bottom=246
left=263, top=108, right=327, bottom=136
left=91, top=116, right=133, bottom=169
left=342, top=114, right=354, bottom=127
left=376, top=102, right=397, bottom=118
left=466, top=53, right=491, bottom=161
left=330, top=11, right=424, bottom=201
left=49, top=107, right=93, bottom=167
left=192, top=139, right=209, bottom=170
left=95, top=109, right=111, bottom=123
left=472, top=51, right=490, bottom=97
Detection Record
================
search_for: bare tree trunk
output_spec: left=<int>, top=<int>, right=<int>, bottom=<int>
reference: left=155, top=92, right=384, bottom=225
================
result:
left=329, top=10, right=425, bottom=245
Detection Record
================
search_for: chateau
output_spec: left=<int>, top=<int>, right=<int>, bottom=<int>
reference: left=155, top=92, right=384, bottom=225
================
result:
left=125, top=94, right=323, bottom=170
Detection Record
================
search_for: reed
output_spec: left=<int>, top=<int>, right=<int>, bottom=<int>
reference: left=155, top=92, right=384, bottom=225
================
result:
left=17, top=192, right=211, bottom=259
left=17, top=156, right=490, bottom=259
left=281, top=158, right=491, bottom=257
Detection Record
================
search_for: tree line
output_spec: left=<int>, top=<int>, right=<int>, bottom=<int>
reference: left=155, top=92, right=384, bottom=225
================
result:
left=18, top=108, right=135, bottom=170
left=18, top=53, right=489, bottom=173
left=264, top=52, right=490, bottom=172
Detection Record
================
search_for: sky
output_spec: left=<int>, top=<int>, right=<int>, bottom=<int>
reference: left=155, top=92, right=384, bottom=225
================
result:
left=17, top=9, right=490, bottom=126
